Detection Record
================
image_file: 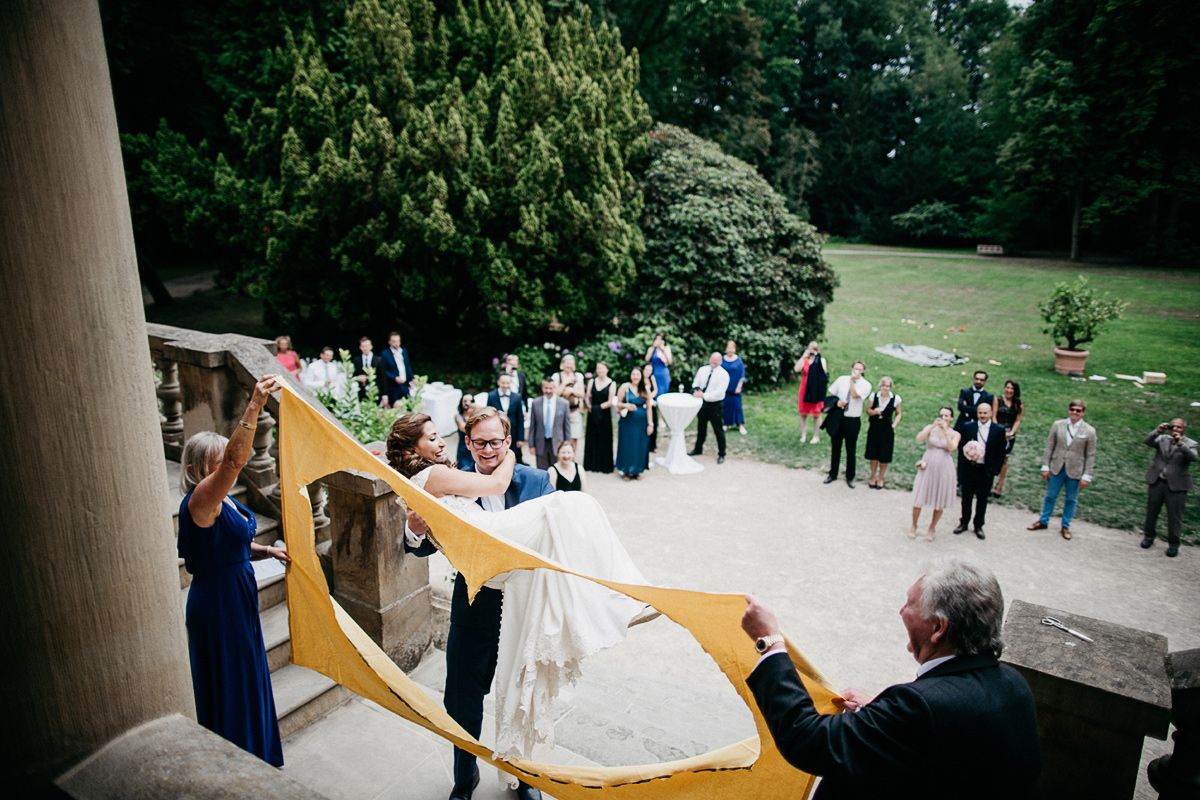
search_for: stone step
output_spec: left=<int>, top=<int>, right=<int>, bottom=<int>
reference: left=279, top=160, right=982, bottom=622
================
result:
left=272, top=663, right=350, bottom=741
left=261, top=601, right=292, bottom=673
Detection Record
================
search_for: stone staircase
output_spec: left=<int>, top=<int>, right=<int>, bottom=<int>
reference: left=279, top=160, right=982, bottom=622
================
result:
left=167, top=460, right=349, bottom=740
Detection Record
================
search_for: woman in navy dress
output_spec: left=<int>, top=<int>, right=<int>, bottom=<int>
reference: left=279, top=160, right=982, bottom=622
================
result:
left=645, top=334, right=672, bottom=453
left=721, top=339, right=747, bottom=434
left=178, top=375, right=289, bottom=767
left=615, top=365, right=653, bottom=480
left=583, top=361, right=616, bottom=473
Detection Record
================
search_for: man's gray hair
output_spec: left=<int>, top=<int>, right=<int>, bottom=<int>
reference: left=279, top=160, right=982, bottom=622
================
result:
left=180, top=431, right=228, bottom=493
left=919, top=557, right=1005, bottom=657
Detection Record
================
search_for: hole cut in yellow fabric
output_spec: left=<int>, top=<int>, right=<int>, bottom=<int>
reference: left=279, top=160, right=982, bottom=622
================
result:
left=277, top=386, right=839, bottom=798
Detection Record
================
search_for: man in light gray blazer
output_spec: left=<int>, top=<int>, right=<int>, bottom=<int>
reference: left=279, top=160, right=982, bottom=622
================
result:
left=1140, top=418, right=1196, bottom=557
left=528, top=377, right=570, bottom=469
left=1027, top=399, right=1096, bottom=540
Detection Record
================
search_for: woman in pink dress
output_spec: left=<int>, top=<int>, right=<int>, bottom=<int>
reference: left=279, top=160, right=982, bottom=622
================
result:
left=793, top=341, right=828, bottom=444
left=274, top=335, right=302, bottom=380
left=909, top=406, right=961, bottom=540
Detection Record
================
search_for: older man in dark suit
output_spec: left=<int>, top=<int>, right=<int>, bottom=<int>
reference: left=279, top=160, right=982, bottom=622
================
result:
left=1141, top=418, right=1196, bottom=558
left=404, top=406, right=549, bottom=800
left=742, top=558, right=1041, bottom=800
left=954, top=402, right=1008, bottom=539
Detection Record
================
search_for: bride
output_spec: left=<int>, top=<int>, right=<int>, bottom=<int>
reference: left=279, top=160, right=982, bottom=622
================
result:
left=387, top=410, right=651, bottom=764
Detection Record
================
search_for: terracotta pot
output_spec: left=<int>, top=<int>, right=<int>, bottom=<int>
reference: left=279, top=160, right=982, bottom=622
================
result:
left=1053, top=347, right=1089, bottom=376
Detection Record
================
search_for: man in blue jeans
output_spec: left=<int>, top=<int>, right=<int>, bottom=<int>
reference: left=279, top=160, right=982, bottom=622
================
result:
left=1028, top=400, right=1097, bottom=540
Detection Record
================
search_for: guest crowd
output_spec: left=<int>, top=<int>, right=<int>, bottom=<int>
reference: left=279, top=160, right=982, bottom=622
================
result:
left=276, top=330, right=1194, bottom=557
left=809, top=358, right=1193, bottom=556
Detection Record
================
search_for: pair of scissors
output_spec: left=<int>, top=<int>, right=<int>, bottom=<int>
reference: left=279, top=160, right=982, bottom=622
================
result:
left=1041, top=616, right=1093, bottom=643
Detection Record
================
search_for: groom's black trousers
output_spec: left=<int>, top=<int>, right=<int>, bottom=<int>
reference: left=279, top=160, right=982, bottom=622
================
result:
left=445, top=575, right=502, bottom=787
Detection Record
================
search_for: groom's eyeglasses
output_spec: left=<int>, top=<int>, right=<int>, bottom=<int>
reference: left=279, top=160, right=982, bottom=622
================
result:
left=470, top=438, right=506, bottom=450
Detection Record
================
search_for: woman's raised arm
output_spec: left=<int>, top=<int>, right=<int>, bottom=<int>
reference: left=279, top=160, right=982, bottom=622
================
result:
left=422, top=450, right=516, bottom=499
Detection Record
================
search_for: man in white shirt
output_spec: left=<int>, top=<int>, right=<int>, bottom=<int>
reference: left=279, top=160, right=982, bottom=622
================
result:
left=301, top=346, right=347, bottom=399
left=1028, top=399, right=1097, bottom=540
left=688, top=352, right=731, bottom=463
left=824, top=360, right=871, bottom=488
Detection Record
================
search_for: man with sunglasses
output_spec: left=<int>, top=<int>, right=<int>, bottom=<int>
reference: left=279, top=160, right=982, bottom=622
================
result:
left=403, top=406, right=552, bottom=800
left=1028, top=400, right=1097, bottom=540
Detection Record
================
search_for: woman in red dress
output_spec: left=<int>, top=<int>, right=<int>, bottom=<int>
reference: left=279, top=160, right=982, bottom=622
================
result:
left=794, top=341, right=828, bottom=444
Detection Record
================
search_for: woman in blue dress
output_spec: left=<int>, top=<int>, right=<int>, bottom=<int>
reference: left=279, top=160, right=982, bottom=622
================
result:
left=615, top=365, right=653, bottom=480
left=721, top=339, right=747, bottom=434
left=177, top=375, right=289, bottom=767
left=644, top=333, right=672, bottom=453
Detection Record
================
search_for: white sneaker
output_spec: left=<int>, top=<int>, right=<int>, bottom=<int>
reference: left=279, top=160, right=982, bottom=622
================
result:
left=810, top=435, right=820, bottom=444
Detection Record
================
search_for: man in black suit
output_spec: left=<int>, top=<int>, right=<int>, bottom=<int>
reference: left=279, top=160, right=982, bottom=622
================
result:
left=1141, top=417, right=1197, bottom=557
left=404, top=406, right=549, bottom=800
left=955, top=370, right=993, bottom=431
left=954, top=402, right=1008, bottom=539
left=351, top=336, right=384, bottom=401
left=742, top=558, right=1040, bottom=800
left=487, top=373, right=526, bottom=465
left=498, top=353, right=530, bottom=404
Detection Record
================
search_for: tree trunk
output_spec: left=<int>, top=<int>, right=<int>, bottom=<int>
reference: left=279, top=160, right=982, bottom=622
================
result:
left=1069, top=189, right=1082, bottom=261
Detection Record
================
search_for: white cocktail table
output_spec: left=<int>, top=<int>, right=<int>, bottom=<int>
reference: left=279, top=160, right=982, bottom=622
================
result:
left=654, top=392, right=703, bottom=474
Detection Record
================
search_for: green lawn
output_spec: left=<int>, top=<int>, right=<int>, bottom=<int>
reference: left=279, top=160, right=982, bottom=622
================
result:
left=725, top=252, right=1200, bottom=544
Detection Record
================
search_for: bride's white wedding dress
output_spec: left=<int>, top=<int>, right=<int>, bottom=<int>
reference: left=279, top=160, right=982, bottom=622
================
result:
left=411, top=467, right=648, bottom=762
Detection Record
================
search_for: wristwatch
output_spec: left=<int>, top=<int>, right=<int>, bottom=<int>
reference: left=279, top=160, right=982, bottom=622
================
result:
left=755, top=634, right=785, bottom=654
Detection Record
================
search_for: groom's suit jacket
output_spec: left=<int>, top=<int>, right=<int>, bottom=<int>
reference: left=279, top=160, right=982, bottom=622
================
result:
left=748, top=652, right=1041, bottom=800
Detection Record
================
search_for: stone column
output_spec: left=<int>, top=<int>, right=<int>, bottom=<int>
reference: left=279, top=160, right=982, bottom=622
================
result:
left=323, top=469, right=432, bottom=672
left=0, top=1, right=194, bottom=788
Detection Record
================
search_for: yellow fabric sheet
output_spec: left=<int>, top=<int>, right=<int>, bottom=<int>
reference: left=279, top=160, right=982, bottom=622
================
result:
left=278, top=386, right=839, bottom=798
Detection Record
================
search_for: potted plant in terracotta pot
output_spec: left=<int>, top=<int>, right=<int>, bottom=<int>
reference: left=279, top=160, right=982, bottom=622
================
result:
left=1038, top=276, right=1126, bottom=375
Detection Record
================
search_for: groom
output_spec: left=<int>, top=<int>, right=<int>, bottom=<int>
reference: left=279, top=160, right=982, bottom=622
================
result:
left=404, top=405, right=551, bottom=800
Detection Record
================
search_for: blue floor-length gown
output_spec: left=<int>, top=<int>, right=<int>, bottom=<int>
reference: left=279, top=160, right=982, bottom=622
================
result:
left=722, top=355, right=746, bottom=426
left=615, top=388, right=650, bottom=477
left=178, top=493, right=284, bottom=766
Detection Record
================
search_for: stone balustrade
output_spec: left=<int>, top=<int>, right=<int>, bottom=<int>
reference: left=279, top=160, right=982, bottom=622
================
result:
left=147, top=323, right=431, bottom=668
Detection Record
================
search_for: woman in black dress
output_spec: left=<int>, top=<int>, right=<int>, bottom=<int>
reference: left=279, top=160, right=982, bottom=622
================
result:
left=583, top=361, right=616, bottom=473
left=992, top=379, right=1024, bottom=497
left=864, top=376, right=902, bottom=489
left=547, top=440, right=587, bottom=492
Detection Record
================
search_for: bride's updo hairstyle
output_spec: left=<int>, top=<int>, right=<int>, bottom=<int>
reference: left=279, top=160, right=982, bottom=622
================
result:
left=386, top=413, right=452, bottom=477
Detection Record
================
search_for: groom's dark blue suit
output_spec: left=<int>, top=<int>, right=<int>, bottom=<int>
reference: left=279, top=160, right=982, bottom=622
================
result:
left=405, top=462, right=553, bottom=789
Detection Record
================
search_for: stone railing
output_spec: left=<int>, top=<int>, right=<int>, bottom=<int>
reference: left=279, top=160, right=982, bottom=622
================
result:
left=148, top=323, right=431, bottom=670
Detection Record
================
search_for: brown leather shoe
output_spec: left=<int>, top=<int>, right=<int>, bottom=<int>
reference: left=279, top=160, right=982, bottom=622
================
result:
left=1027, top=521, right=1048, bottom=531
left=1061, top=527, right=1072, bottom=540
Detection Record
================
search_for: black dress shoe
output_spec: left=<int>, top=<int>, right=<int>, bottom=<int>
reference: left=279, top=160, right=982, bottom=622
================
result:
left=974, top=528, right=986, bottom=540
left=448, top=769, right=480, bottom=800
left=1166, top=546, right=1179, bottom=558
left=823, top=475, right=836, bottom=484
left=952, top=523, right=967, bottom=535
left=515, top=783, right=543, bottom=800
left=1140, top=536, right=1155, bottom=549
left=717, top=455, right=725, bottom=464
left=688, top=449, right=702, bottom=456
left=846, top=479, right=855, bottom=489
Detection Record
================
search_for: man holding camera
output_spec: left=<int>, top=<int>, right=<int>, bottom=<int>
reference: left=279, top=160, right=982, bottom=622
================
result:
left=1141, top=418, right=1196, bottom=558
